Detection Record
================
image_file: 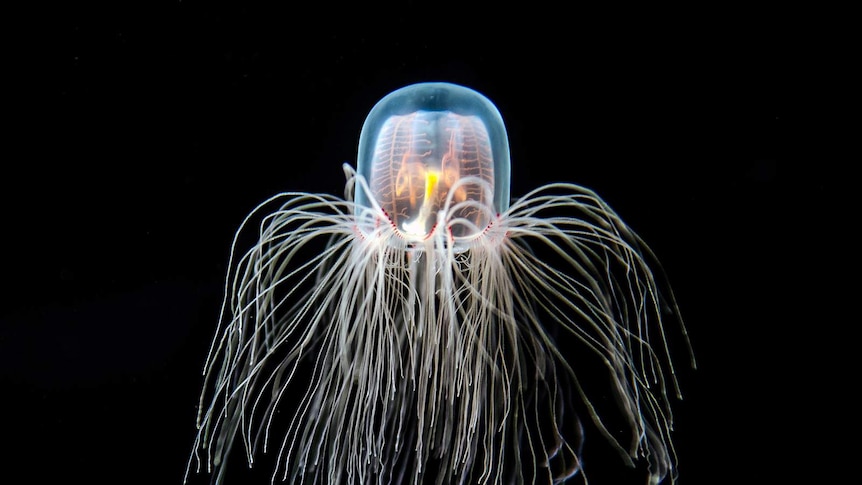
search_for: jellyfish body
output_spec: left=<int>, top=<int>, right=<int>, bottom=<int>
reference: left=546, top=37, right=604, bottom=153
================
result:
left=188, top=83, right=691, bottom=484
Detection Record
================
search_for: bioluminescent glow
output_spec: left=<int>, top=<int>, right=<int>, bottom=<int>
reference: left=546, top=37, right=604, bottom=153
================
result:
left=187, top=82, right=693, bottom=484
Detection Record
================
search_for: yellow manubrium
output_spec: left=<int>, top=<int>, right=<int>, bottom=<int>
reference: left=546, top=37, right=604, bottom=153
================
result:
left=401, top=169, right=440, bottom=237
left=424, top=170, right=439, bottom=203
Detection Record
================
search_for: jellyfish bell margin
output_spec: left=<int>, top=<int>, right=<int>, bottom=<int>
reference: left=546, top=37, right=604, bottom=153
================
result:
left=186, top=82, right=693, bottom=485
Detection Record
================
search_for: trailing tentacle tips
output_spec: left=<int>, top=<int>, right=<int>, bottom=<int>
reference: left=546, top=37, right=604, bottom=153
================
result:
left=500, top=182, right=693, bottom=484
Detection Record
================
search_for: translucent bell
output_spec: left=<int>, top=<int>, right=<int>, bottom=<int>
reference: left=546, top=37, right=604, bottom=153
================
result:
left=355, top=82, right=511, bottom=243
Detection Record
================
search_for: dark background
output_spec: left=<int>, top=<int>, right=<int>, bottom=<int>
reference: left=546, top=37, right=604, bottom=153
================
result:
left=3, top=2, right=844, bottom=484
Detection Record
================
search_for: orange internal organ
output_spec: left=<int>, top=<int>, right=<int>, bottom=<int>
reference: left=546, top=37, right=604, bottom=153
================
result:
left=369, top=111, right=494, bottom=238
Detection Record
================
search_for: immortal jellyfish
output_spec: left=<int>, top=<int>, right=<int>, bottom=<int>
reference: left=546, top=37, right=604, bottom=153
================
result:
left=187, top=82, right=692, bottom=484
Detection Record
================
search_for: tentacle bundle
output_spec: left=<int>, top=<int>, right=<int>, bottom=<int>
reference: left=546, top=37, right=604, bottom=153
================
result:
left=187, top=83, right=691, bottom=484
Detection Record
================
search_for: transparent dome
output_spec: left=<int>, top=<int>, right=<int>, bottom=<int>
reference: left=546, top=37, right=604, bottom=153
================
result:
left=355, top=82, right=510, bottom=242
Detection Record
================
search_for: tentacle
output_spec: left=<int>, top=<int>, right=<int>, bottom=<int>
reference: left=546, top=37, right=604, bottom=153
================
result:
left=187, top=169, right=688, bottom=485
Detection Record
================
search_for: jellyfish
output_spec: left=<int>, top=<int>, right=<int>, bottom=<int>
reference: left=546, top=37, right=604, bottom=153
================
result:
left=187, top=82, right=693, bottom=484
